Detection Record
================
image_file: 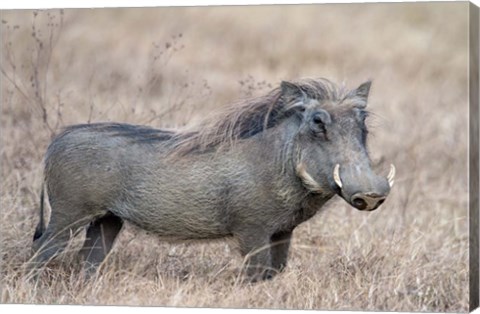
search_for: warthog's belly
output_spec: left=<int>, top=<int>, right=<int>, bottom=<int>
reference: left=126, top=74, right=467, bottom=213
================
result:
left=111, top=192, right=232, bottom=240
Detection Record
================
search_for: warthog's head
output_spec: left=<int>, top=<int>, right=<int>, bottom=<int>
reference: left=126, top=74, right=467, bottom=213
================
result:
left=283, top=80, right=394, bottom=211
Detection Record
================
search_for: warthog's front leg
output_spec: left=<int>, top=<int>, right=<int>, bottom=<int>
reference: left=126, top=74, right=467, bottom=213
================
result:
left=235, top=228, right=274, bottom=282
left=270, top=230, right=292, bottom=273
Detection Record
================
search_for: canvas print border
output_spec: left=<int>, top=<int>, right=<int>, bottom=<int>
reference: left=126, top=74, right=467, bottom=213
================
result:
left=1, top=1, right=479, bottom=312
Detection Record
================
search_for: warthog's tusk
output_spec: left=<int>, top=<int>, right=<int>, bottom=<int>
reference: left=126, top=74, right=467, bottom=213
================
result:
left=387, top=164, right=396, bottom=188
left=333, top=164, right=342, bottom=189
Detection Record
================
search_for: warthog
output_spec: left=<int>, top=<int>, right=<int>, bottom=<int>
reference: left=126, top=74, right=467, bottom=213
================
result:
left=31, top=78, right=395, bottom=281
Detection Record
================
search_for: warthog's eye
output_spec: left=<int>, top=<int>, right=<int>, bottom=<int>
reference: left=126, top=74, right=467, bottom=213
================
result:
left=312, top=114, right=323, bottom=124
left=310, top=110, right=331, bottom=137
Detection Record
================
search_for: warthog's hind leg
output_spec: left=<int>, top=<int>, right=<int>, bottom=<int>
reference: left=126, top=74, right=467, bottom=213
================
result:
left=30, top=204, right=93, bottom=275
left=79, top=212, right=123, bottom=277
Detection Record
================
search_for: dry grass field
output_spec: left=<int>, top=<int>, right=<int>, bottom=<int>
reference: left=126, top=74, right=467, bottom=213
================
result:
left=0, top=2, right=471, bottom=312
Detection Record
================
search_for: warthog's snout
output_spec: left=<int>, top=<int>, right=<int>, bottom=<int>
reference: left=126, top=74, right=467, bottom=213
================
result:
left=333, top=164, right=395, bottom=211
left=350, top=192, right=386, bottom=211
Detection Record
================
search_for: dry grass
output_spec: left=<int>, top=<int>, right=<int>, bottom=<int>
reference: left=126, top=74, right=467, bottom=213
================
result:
left=0, top=3, right=470, bottom=312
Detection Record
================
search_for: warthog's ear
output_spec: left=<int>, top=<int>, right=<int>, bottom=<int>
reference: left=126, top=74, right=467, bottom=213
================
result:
left=352, top=81, right=372, bottom=107
left=281, top=81, right=308, bottom=102
left=281, top=81, right=309, bottom=113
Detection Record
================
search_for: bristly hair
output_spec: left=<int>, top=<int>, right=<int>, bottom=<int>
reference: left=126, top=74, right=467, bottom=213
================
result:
left=166, top=78, right=347, bottom=156
left=60, top=123, right=176, bottom=143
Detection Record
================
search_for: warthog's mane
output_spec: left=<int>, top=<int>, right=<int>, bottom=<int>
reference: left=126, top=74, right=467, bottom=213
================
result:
left=60, top=78, right=347, bottom=156
left=167, top=77, right=347, bottom=156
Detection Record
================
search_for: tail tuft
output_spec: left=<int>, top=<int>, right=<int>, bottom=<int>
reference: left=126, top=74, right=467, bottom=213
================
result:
left=33, top=225, right=44, bottom=241
left=33, top=185, right=46, bottom=241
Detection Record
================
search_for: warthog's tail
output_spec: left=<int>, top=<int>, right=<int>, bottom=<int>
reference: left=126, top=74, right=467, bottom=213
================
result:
left=33, top=183, right=46, bottom=241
